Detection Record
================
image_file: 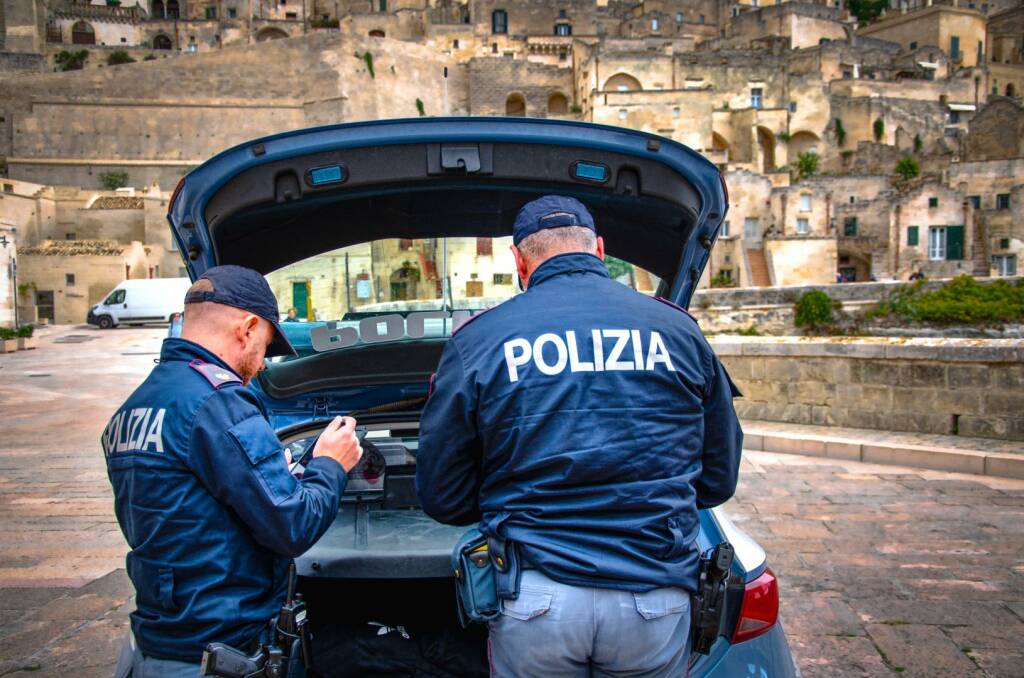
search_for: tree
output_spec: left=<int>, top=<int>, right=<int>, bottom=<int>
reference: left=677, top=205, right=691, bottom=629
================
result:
left=873, top=118, right=885, bottom=142
left=796, top=152, right=819, bottom=179
left=54, top=50, right=88, bottom=71
left=107, top=50, right=136, bottom=66
left=847, top=0, right=887, bottom=23
left=99, top=171, right=129, bottom=190
left=894, top=157, right=920, bottom=182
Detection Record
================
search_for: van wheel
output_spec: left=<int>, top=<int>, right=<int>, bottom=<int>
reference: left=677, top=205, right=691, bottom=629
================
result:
left=97, top=315, right=114, bottom=329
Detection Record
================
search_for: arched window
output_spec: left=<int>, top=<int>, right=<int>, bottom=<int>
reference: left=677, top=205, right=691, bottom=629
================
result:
left=151, top=0, right=164, bottom=19
left=787, top=131, right=821, bottom=157
left=256, top=27, right=289, bottom=42
left=547, top=92, right=568, bottom=115
left=71, top=21, right=95, bottom=45
left=603, top=73, right=642, bottom=92
left=492, top=9, right=508, bottom=34
left=505, top=93, right=526, bottom=116
left=152, top=34, right=172, bottom=50
left=369, top=29, right=386, bottom=38
left=166, top=0, right=179, bottom=19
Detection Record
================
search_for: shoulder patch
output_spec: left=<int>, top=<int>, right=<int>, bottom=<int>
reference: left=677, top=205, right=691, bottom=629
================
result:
left=451, top=307, right=495, bottom=337
left=654, top=296, right=699, bottom=324
left=188, top=359, right=243, bottom=390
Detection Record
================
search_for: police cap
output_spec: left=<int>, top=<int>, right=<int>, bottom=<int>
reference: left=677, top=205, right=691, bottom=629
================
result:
left=512, top=195, right=597, bottom=246
left=184, top=265, right=297, bottom=357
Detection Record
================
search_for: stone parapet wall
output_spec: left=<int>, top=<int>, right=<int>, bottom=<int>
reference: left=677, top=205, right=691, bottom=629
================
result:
left=691, top=276, right=1023, bottom=332
left=709, top=336, right=1024, bottom=441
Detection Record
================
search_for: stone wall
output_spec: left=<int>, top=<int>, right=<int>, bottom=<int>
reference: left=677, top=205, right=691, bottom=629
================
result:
left=468, top=56, right=572, bottom=116
left=0, top=51, right=44, bottom=75
left=710, top=336, right=1024, bottom=441
left=690, top=276, right=1023, bottom=332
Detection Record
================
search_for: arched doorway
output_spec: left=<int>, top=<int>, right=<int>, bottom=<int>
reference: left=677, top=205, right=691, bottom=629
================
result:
left=151, top=0, right=164, bottom=19
left=711, top=131, right=730, bottom=163
left=71, top=21, right=95, bottom=45
left=369, top=29, right=386, bottom=38
left=788, top=131, right=820, bottom=158
left=152, top=34, right=172, bottom=50
left=256, top=27, right=289, bottom=42
left=1007, top=83, right=1017, bottom=97
left=756, top=127, right=776, bottom=172
left=505, top=93, right=526, bottom=117
left=547, top=92, right=568, bottom=115
left=603, top=73, right=642, bottom=92
left=166, top=0, right=179, bottom=19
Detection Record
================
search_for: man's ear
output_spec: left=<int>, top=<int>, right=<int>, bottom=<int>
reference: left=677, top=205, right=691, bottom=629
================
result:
left=595, top=236, right=606, bottom=261
left=239, top=314, right=260, bottom=342
left=511, top=244, right=529, bottom=289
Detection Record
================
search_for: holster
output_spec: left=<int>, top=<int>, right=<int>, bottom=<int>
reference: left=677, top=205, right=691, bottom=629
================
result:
left=451, top=528, right=522, bottom=627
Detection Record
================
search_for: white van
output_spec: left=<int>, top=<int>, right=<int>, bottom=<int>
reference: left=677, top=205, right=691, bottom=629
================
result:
left=87, top=278, right=191, bottom=329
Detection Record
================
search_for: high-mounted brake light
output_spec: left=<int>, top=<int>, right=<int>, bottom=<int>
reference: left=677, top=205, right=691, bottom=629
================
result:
left=168, top=177, right=186, bottom=217
left=731, top=569, right=779, bottom=644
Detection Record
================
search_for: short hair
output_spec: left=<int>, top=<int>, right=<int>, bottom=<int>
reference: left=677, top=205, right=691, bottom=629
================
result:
left=516, top=226, right=597, bottom=263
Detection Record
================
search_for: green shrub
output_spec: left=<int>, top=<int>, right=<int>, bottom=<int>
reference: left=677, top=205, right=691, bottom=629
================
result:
left=796, top=152, right=819, bottom=179
left=869, top=276, right=1024, bottom=324
left=361, top=51, right=375, bottom=78
left=709, top=271, right=737, bottom=288
left=99, top=171, right=129, bottom=190
left=834, top=118, right=846, bottom=146
left=143, top=54, right=157, bottom=61
left=55, top=50, right=88, bottom=71
left=16, top=325, right=33, bottom=338
left=605, top=256, right=634, bottom=281
left=415, top=98, right=425, bottom=116
left=107, top=50, right=136, bottom=66
left=873, top=118, right=885, bottom=142
left=913, top=133, right=923, bottom=153
left=848, top=0, right=887, bottom=22
left=894, top=156, right=920, bottom=182
left=736, top=325, right=760, bottom=336
left=794, top=290, right=834, bottom=328
left=0, top=327, right=15, bottom=340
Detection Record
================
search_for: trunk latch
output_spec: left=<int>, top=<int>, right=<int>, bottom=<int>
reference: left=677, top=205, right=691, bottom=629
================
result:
left=440, top=145, right=481, bottom=173
left=312, top=396, right=330, bottom=419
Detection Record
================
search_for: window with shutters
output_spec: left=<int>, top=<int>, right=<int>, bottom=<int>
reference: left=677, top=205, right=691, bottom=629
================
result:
left=492, top=9, right=508, bottom=34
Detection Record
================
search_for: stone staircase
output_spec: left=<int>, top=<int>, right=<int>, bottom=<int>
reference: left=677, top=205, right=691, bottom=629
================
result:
left=971, top=220, right=990, bottom=277
left=744, top=248, right=772, bottom=287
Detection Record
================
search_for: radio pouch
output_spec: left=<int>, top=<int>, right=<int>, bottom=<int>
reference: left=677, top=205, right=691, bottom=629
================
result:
left=452, top=528, right=521, bottom=627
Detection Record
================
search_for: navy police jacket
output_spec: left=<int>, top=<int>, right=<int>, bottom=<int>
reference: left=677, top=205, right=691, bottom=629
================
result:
left=416, top=252, right=743, bottom=593
left=103, top=339, right=346, bottom=662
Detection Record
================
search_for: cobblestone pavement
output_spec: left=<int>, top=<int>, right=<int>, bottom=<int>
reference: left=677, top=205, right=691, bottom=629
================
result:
left=0, top=326, right=1022, bottom=677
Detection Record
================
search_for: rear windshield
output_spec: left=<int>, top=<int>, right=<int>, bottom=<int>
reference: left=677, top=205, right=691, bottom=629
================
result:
left=265, top=237, right=660, bottom=361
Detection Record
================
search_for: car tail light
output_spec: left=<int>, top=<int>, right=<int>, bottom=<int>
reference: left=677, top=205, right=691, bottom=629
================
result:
left=731, top=569, right=778, bottom=644
left=168, top=177, right=186, bottom=217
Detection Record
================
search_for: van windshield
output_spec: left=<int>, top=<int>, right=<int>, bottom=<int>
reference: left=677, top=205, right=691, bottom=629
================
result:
left=265, top=237, right=660, bottom=361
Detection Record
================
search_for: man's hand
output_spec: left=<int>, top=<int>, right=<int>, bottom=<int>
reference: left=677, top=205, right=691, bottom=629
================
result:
left=312, top=416, right=363, bottom=472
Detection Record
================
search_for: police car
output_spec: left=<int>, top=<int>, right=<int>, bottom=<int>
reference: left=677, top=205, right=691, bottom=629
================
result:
left=169, top=118, right=797, bottom=676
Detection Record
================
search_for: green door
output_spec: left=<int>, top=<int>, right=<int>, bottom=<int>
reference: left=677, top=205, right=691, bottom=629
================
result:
left=292, top=281, right=309, bottom=319
left=946, top=225, right=964, bottom=260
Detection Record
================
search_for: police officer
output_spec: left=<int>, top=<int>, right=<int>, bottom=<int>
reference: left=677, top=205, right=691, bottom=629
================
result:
left=106, top=265, right=363, bottom=676
left=416, top=196, right=742, bottom=677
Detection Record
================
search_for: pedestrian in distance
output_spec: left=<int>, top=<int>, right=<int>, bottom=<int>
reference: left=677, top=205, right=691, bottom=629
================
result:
left=105, top=265, right=363, bottom=676
left=416, top=195, right=744, bottom=677
left=167, top=311, right=183, bottom=338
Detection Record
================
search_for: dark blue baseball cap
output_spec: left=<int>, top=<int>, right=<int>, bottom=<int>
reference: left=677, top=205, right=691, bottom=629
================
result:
left=183, top=265, right=296, bottom=357
left=512, top=195, right=597, bottom=245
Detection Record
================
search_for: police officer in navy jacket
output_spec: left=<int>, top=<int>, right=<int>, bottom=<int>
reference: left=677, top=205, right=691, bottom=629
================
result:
left=106, top=266, right=363, bottom=676
left=416, top=196, right=743, bottom=676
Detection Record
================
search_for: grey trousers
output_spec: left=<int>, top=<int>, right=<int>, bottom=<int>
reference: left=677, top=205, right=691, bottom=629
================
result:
left=488, top=569, right=692, bottom=678
left=114, top=631, right=202, bottom=678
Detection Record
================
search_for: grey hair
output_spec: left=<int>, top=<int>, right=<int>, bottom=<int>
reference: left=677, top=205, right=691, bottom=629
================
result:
left=516, top=226, right=597, bottom=263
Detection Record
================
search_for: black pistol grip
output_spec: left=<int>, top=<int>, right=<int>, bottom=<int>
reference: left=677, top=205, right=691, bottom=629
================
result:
left=201, top=643, right=263, bottom=678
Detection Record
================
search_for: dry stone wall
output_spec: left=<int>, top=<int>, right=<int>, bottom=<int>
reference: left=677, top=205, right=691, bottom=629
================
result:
left=710, top=336, right=1024, bottom=441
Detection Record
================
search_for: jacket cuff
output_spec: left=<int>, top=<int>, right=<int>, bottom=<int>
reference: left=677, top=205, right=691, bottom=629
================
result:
left=305, top=455, right=348, bottom=494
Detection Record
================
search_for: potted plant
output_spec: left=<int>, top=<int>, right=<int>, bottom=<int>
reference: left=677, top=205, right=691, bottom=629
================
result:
left=16, top=325, right=36, bottom=350
left=0, top=327, right=17, bottom=353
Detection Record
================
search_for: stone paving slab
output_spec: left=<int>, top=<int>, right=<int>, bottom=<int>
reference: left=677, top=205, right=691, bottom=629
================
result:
left=744, top=420, right=1024, bottom=479
left=1, top=327, right=1024, bottom=676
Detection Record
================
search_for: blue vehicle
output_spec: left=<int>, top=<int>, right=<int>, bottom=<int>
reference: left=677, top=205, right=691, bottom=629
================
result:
left=168, top=118, right=797, bottom=677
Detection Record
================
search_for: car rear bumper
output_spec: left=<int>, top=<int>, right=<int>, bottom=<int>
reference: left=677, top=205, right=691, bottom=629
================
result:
left=693, top=624, right=798, bottom=678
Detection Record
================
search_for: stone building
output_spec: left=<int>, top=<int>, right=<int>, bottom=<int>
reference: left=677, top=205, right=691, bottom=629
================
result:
left=0, top=0, right=1022, bottom=319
